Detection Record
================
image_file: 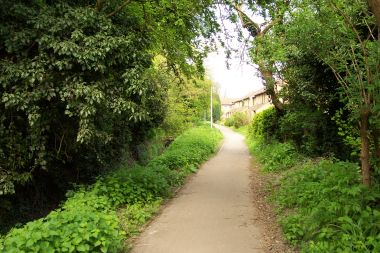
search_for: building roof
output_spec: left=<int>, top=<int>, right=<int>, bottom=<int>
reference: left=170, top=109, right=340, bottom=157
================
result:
left=232, top=87, right=267, bottom=104
left=221, top=98, right=234, bottom=105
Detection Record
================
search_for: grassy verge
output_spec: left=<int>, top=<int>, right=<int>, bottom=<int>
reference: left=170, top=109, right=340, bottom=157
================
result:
left=244, top=135, right=380, bottom=252
left=231, top=125, right=249, bottom=136
left=0, top=125, right=223, bottom=253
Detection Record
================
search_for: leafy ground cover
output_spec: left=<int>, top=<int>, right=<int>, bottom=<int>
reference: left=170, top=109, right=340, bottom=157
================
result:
left=243, top=109, right=380, bottom=253
left=0, top=125, right=222, bottom=252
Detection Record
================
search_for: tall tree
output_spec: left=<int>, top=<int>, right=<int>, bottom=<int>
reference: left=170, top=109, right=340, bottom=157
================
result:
left=283, top=0, right=380, bottom=185
left=219, top=0, right=289, bottom=111
left=0, top=0, right=219, bottom=230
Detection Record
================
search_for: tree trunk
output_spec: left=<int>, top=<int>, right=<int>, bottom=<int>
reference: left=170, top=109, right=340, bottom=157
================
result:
left=259, top=66, right=284, bottom=111
left=368, top=0, right=380, bottom=39
left=371, top=128, right=380, bottom=168
left=360, top=108, right=371, bottom=186
left=232, top=3, right=284, bottom=112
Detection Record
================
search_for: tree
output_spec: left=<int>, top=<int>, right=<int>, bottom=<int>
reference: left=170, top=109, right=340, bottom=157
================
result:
left=283, top=0, right=380, bottom=185
left=0, top=0, right=219, bottom=230
left=218, top=0, right=289, bottom=111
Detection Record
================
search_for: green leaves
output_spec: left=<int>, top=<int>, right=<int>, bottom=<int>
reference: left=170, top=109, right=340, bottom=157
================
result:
left=272, top=158, right=380, bottom=252
left=1, top=125, right=222, bottom=252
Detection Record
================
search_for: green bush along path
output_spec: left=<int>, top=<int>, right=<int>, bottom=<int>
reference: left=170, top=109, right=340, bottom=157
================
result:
left=131, top=125, right=264, bottom=253
left=0, top=125, right=222, bottom=252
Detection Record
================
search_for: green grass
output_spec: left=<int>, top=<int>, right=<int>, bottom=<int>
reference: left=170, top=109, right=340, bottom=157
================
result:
left=0, top=125, right=223, bottom=253
left=232, top=125, right=249, bottom=136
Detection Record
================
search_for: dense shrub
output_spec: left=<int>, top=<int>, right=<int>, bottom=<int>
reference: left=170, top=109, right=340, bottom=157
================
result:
left=0, top=198, right=123, bottom=253
left=121, top=200, right=162, bottom=237
left=248, top=140, right=304, bottom=172
left=247, top=107, right=380, bottom=252
left=0, top=0, right=220, bottom=233
left=0, top=125, right=222, bottom=252
left=249, top=107, right=279, bottom=142
left=248, top=107, right=351, bottom=158
left=224, top=117, right=234, bottom=127
left=275, top=160, right=380, bottom=252
left=279, top=108, right=351, bottom=158
left=224, top=112, right=250, bottom=128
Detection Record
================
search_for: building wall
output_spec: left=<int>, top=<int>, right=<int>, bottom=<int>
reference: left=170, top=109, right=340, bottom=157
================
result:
left=229, top=92, right=272, bottom=119
left=221, top=104, right=232, bottom=120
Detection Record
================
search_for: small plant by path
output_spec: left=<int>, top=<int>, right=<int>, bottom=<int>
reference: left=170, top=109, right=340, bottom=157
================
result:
left=0, top=125, right=222, bottom=252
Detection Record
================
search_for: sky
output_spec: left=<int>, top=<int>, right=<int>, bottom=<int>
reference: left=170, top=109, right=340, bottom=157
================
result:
left=203, top=6, right=265, bottom=100
left=204, top=50, right=263, bottom=100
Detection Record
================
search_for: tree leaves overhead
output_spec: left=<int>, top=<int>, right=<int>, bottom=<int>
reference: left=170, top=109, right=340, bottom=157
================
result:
left=0, top=0, right=219, bottom=199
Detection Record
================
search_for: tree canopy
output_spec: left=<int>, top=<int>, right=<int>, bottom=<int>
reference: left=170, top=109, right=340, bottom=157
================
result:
left=0, top=0, right=220, bottom=231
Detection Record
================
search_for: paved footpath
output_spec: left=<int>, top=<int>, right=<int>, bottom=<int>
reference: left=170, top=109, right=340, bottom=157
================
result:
left=131, top=125, right=264, bottom=253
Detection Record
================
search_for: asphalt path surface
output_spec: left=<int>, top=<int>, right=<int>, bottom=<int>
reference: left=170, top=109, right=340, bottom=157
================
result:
left=131, top=125, right=264, bottom=253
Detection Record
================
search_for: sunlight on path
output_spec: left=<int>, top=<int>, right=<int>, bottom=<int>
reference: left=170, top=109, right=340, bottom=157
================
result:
left=131, top=125, right=264, bottom=253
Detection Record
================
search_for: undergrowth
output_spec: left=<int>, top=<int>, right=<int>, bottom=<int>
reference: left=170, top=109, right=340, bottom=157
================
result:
left=0, top=125, right=222, bottom=252
left=247, top=139, right=304, bottom=173
left=248, top=138, right=380, bottom=252
left=277, top=160, right=380, bottom=252
left=245, top=108, right=380, bottom=252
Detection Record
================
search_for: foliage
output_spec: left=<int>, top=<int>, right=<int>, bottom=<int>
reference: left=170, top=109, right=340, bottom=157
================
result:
left=121, top=199, right=162, bottom=237
left=0, top=0, right=218, bottom=189
left=246, top=114, right=380, bottom=252
left=0, top=0, right=220, bottom=232
left=235, top=0, right=380, bottom=251
left=249, top=107, right=278, bottom=142
left=233, top=125, right=249, bottom=136
left=224, top=117, right=234, bottom=127
left=283, top=0, right=380, bottom=184
left=161, top=75, right=219, bottom=136
left=212, top=93, right=222, bottom=122
left=0, top=0, right=159, bottom=195
left=248, top=139, right=303, bottom=173
left=230, top=0, right=380, bottom=183
left=0, top=197, right=123, bottom=253
left=224, top=111, right=250, bottom=128
left=0, top=125, right=222, bottom=252
left=150, top=125, right=222, bottom=172
left=279, top=108, right=351, bottom=158
left=275, top=159, right=380, bottom=252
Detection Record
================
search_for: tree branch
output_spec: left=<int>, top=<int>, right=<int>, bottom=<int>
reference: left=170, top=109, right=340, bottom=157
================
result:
left=95, top=0, right=103, bottom=11
left=231, top=3, right=261, bottom=36
left=261, top=19, right=278, bottom=35
left=107, top=0, right=131, bottom=18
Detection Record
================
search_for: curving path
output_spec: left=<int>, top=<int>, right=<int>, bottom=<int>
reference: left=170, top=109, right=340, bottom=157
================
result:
left=131, top=125, right=264, bottom=253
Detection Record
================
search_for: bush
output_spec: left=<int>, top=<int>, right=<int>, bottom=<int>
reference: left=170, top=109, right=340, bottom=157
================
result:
left=121, top=200, right=162, bottom=237
left=0, top=200, right=123, bottom=253
left=232, top=112, right=250, bottom=128
left=275, top=159, right=380, bottom=252
left=224, top=112, right=250, bottom=128
left=0, top=125, right=223, bottom=252
left=279, top=109, right=351, bottom=158
left=249, top=107, right=279, bottom=142
left=248, top=140, right=303, bottom=172
left=224, top=117, right=234, bottom=127
left=246, top=110, right=380, bottom=252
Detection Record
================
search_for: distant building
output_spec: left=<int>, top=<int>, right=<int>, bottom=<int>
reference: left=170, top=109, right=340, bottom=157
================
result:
left=221, top=98, right=234, bottom=120
left=229, top=88, right=272, bottom=118
left=222, top=82, right=284, bottom=119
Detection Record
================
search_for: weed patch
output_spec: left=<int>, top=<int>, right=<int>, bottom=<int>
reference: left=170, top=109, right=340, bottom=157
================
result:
left=246, top=108, right=380, bottom=252
left=247, top=139, right=304, bottom=173
left=276, top=160, right=380, bottom=252
left=0, top=125, right=222, bottom=252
